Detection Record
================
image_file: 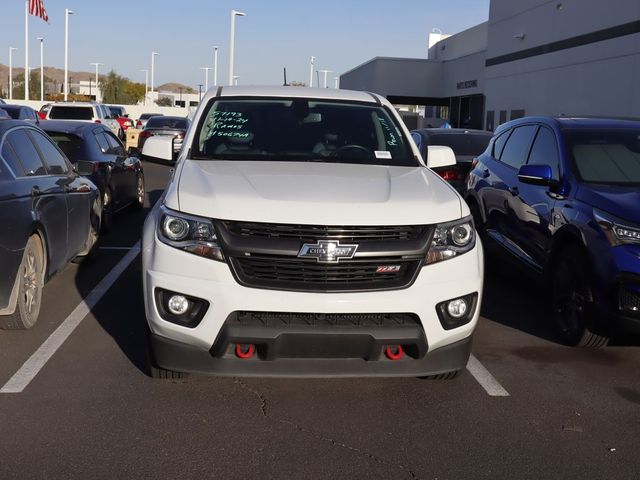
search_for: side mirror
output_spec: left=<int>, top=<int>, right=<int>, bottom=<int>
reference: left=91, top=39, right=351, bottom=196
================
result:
left=426, top=145, right=456, bottom=169
left=127, top=146, right=141, bottom=158
left=75, top=160, right=95, bottom=176
left=518, top=164, right=556, bottom=186
left=142, top=135, right=174, bottom=162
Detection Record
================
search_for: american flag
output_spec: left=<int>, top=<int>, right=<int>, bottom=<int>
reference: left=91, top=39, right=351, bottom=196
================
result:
left=28, top=0, right=49, bottom=22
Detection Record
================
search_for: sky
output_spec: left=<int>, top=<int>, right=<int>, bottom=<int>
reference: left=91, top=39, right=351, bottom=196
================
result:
left=0, top=0, right=490, bottom=89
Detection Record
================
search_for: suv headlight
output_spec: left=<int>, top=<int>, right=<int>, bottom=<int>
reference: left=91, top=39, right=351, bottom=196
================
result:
left=157, top=205, right=224, bottom=261
left=594, top=209, right=640, bottom=246
left=425, top=216, right=476, bottom=265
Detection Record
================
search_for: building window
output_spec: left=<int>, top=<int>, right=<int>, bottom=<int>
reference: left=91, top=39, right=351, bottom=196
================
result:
left=486, top=111, right=495, bottom=131
left=511, top=109, right=525, bottom=120
left=499, top=110, right=507, bottom=125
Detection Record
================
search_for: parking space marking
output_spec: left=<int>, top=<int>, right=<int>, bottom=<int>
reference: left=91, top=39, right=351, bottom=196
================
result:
left=466, top=354, right=510, bottom=397
left=1, top=242, right=141, bottom=394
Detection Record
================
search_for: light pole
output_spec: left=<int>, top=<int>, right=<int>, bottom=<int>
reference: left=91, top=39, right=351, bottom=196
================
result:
left=200, top=67, right=212, bottom=92
left=198, top=84, right=203, bottom=102
left=89, top=62, right=104, bottom=102
left=64, top=8, right=74, bottom=101
left=228, top=10, right=246, bottom=86
left=140, top=69, right=149, bottom=106
left=213, top=46, right=219, bottom=87
left=150, top=51, right=159, bottom=103
left=319, top=70, right=333, bottom=89
left=334, top=76, right=339, bottom=89
left=37, top=38, right=44, bottom=101
left=309, top=56, right=315, bottom=87
left=8, top=47, right=17, bottom=100
left=232, top=76, right=240, bottom=86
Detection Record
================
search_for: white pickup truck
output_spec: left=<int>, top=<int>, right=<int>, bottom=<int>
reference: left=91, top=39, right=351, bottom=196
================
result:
left=142, top=86, right=483, bottom=379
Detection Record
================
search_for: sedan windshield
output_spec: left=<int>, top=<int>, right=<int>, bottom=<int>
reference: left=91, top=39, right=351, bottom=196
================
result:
left=192, top=98, right=418, bottom=166
left=565, top=128, right=640, bottom=185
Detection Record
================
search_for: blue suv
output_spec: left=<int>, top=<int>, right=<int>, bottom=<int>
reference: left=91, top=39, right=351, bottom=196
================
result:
left=466, top=117, right=640, bottom=346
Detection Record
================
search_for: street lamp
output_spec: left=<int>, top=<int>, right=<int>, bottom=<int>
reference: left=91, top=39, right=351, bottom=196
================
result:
left=200, top=67, right=212, bottom=92
left=213, top=46, right=219, bottom=87
left=198, top=84, right=203, bottom=102
left=89, top=62, right=104, bottom=102
left=319, top=70, right=333, bottom=89
left=64, top=8, right=74, bottom=101
left=37, top=38, right=44, bottom=101
left=150, top=51, right=159, bottom=102
left=228, top=10, right=246, bottom=86
left=309, top=56, right=315, bottom=87
left=8, top=47, right=17, bottom=101
left=232, top=76, right=240, bottom=86
left=334, top=77, right=339, bottom=89
left=140, top=69, right=149, bottom=106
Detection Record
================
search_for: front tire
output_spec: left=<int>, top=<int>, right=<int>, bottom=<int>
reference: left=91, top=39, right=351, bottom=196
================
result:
left=551, top=248, right=609, bottom=347
left=145, top=329, right=188, bottom=379
left=0, top=235, right=45, bottom=330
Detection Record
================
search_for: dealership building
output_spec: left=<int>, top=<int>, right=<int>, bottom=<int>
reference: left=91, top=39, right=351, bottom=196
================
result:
left=340, top=0, right=640, bottom=130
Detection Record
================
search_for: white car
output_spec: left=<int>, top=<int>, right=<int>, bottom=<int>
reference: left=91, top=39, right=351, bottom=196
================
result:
left=46, top=102, right=122, bottom=139
left=142, top=86, right=484, bottom=379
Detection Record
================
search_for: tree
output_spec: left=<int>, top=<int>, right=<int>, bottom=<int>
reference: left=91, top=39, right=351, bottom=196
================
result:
left=100, top=70, right=146, bottom=104
left=290, top=81, right=306, bottom=87
left=156, top=96, right=173, bottom=107
left=13, top=71, right=53, bottom=100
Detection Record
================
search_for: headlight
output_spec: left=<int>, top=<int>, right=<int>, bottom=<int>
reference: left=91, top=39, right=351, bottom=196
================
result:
left=157, top=205, right=224, bottom=261
left=594, top=209, right=640, bottom=246
left=425, top=216, right=476, bottom=265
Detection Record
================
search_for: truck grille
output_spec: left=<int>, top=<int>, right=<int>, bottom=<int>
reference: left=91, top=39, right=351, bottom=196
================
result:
left=230, top=255, right=422, bottom=292
left=223, top=221, right=427, bottom=243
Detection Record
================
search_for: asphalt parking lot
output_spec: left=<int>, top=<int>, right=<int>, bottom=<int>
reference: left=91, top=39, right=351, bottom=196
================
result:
left=1, top=161, right=639, bottom=480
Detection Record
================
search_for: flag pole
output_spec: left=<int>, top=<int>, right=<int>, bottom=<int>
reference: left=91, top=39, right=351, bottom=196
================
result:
left=25, top=0, right=29, bottom=100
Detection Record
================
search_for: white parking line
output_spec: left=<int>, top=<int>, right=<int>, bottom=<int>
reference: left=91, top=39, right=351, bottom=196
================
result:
left=1, top=242, right=141, bottom=394
left=466, top=354, right=510, bottom=397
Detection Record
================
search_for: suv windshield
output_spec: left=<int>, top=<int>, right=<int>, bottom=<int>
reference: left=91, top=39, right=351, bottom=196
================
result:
left=49, top=106, right=93, bottom=121
left=192, top=98, right=418, bottom=166
left=565, top=128, right=640, bottom=185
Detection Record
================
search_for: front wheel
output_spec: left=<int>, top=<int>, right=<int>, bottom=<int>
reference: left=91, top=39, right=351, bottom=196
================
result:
left=0, top=235, right=45, bottom=329
left=551, top=248, right=609, bottom=347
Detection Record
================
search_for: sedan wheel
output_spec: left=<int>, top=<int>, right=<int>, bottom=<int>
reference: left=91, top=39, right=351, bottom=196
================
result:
left=0, top=235, right=45, bottom=329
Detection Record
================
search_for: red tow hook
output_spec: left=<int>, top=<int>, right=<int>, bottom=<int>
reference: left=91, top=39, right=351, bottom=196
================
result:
left=235, top=344, right=256, bottom=359
left=385, top=345, right=404, bottom=360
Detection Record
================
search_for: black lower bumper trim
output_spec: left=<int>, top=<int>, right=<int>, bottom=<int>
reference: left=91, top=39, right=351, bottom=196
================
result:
left=150, top=333, right=472, bottom=378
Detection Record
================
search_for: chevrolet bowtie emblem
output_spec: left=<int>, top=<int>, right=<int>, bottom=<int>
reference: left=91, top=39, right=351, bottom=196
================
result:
left=297, top=240, right=359, bottom=263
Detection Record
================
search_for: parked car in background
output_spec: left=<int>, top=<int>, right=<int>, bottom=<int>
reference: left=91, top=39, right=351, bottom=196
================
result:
left=41, top=120, right=145, bottom=230
left=108, top=105, right=134, bottom=134
left=97, top=104, right=123, bottom=139
left=0, top=120, right=101, bottom=329
left=466, top=116, right=640, bottom=347
left=139, top=115, right=189, bottom=161
left=38, top=103, right=52, bottom=120
left=136, top=113, right=162, bottom=129
left=0, top=104, right=40, bottom=125
left=411, top=128, right=493, bottom=193
left=46, top=102, right=122, bottom=139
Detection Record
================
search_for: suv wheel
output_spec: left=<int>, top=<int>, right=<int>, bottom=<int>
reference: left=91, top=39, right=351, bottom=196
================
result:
left=551, top=248, right=609, bottom=347
left=0, top=235, right=45, bottom=330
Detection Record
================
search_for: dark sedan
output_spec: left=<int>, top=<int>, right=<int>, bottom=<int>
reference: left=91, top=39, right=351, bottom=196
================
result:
left=0, top=120, right=101, bottom=329
left=0, top=104, right=40, bottom=125
left=411, top=128, right=493, bottom=193
left=40, top=121, right=145, bottom=230
left=139, top=116, right=190, bottom=162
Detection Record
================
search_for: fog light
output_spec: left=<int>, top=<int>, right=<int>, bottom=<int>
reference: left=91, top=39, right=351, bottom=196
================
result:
left=167, top=295, right=190, bottom=315
left=447, top=298, right=468, bottom=318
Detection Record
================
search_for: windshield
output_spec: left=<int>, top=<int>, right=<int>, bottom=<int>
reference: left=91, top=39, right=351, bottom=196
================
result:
left=565, top=128, right=640, bottom=185
left=49, top=106, right=93, bottom=121
left=45, top=132, right=85, bottom=162
left=192, top=98, right=417, bottom=166
left=426, top=133, right=491, bottom=156
left=146, top=117, right=189, bottom=129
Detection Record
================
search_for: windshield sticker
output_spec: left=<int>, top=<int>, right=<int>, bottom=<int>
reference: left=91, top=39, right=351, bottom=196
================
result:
left=377, top=117, right=399, bottom=147
left=375, top=151, right=392, bottom=159
left=204, top=111, right=251, bottom=139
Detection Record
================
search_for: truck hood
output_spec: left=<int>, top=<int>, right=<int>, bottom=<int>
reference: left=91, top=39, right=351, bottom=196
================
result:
left=577, top=184, right=640, bottom=224
left=166, top=160, right=463, bottom=225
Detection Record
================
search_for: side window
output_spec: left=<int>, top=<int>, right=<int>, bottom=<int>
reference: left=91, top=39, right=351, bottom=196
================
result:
left=1, top=141, right=26, bottom=176
left=499, top=125, right=537, bottom=169
left=527, top=126, right=560, bottom=180
left=105, top=133, right=125, bottom=155
left=6, top=129, right=47, bottom=176
left=94, top=132, right=110, bottom=153
left=29, top=130, right=70, bottom=175
left=492, top=130, right=510, bottom=159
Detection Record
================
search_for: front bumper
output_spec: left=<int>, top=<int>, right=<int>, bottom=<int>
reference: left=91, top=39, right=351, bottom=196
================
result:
left=142, top=212, right=484, bottom=377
